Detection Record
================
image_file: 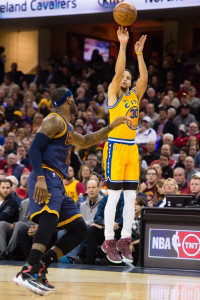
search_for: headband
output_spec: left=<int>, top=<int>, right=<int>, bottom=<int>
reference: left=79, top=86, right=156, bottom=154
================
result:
left=52, top=89, right=72, bottom=108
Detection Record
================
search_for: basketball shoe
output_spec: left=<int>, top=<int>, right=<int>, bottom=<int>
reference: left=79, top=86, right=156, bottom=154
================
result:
left=116, top=238, right=133, bottom=263
left=13, top=263, right=46, bottom=296
left=38, top=261, right=55, bottom=291
left=101, top=239, right=122, bottom=264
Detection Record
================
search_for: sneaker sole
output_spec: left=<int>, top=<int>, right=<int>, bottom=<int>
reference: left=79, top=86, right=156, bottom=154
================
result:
left=13, top=275, right=46, bottom=296
left=116, top=247, right=133, bottom=263
left=101, top=246, right=122, bottom=264
left=39, top=282, right=55, bottom=292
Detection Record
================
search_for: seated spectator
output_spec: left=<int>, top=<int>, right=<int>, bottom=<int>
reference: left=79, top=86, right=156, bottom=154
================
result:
left=155, top=178, right=179, bottom=207
left=130, top=195, right=148, bottom=265
left=159, top=153, right=173, bottom=179
left=167, top=89, right=180, bottom=108
left=157, top=133, right=180, bottom=155
left=63, top=166, right=86, bottom=203
left=138, top=167, right=158, bottom=205
left=167, top=107, right=177, bottom=123
left=94, top=91, right=108, bottom=114
left=151, top=163, right=163, bottom=180
left=3, top=137, right=16, bottom=159
left=146, top=103, right=159, bottom=126
left=32, top=112, right=43, bottom=133
left=38, top=98, right=50, bottom=117
left=189, top=146, right=198, bottom=160
left=158, top=95, right=174, bottom=111
left=7, top=175, right=22, bottom=207
left=0, top=146, right=7, bottom=170
left=146, top=87, right=160, bottom=111
left=143, top=141, right=159, bottom=166
left=4, top=153, right=29, bottom=182
left=174, top=147, right=189, bottom=169
left=0, top=178, right=19, bottom=223
left=173, top=104, right=197, bottom=132
left=150, top=144, right=176, bottom=168
left=0, top=198, right=34, bottom=259
left=174, top=122, right=200, bottom=148
left=190, top=174, right=200, bottom=204
left=89, top=171, right=107, bottom=196
left=16, top=145, right=30, bottom=168
left=173, top=167, right=191, bottom=194
left=155, top=179, right=166, bottom=202
left=87, top=154, right=103, bottom=175
left=83, top=110, right=97, bottom=133
left=187, top=86, right=200, bottom=110
left=16, top=172, right=29, bottom=200
left=184, top=156, right=197, bottom=182
left=153, top=107, right=179, bottom=140
left=15, top=128, right=27, bottom=146
left=78, top=164, right=92, bottom=190
left=177, top=79, right=191, bottom=99
left=186, top=135, right=199, bottom=150
left=135, top=116, right=157, bottom=146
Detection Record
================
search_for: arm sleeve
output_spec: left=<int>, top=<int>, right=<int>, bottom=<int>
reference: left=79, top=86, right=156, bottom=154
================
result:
left=28, top=133, right=51, bottom=177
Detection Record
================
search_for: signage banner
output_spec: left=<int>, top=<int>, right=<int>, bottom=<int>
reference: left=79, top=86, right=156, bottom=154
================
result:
left=0, top=0, right=200, bottom=20
left=149, top=229, right=200, bottom=260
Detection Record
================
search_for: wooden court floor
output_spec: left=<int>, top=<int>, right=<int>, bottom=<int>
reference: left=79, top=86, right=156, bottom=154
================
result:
left=1, top=264, right=200, bottom=299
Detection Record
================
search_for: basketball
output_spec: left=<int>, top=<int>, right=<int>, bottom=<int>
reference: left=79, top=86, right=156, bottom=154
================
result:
left=113, top=2, right=137, bottom=26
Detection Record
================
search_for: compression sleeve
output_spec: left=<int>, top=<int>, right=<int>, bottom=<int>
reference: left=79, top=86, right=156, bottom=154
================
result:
left=28, top=132, right=51, bottom=177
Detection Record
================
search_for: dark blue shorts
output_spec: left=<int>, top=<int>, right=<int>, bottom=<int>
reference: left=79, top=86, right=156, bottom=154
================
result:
left=28, top=169, right=82, bottom=227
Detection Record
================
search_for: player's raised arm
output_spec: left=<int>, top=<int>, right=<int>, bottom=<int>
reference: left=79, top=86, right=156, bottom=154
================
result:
left=108, top=26, right=129, bottom=106
left=72, top=116, right=131, bottom=148
left=28, top=115, right=64, bottom=204
left=134, top=35, right=148, bottom=101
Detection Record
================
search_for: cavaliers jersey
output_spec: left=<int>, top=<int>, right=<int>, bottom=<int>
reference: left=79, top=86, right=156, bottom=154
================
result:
left=108, top=89, right=139, bottom=141
left=64, top=179, right=79, bottom=202
left=42, top=112, right=72, bottom=179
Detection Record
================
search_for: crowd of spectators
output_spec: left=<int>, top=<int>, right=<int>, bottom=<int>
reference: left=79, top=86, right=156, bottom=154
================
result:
left=0, top=42, right=200, bottom=265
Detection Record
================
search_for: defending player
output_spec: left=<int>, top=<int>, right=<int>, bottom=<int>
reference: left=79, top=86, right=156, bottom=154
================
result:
left=102, top=27, right=148, bottom=263
left=13, top=87, right=130, bottom=295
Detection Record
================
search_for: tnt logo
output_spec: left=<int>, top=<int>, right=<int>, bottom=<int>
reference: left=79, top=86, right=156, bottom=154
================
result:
left=182, top=234, right=200, bottom=257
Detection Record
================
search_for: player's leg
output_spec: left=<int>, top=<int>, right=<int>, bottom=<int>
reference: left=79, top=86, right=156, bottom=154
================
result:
left=13, top=211, right=58, bottom=294
left=102, top=142, right=124, bottom=264
left=13, top=170, right=61, bottom=295
left=40, top=196, right=87, bottom=268
left=116, top=144, right=139, bottom=263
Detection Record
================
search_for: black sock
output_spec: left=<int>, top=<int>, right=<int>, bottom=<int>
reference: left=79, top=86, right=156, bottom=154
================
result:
left=28, top=249, right=43, bottom=267
left=41, top=249, right=58, bottom=268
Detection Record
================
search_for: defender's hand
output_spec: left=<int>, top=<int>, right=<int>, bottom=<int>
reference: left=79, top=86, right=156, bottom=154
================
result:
left=109, top=116, right=131, bottom=130
left=117, top=26, right=129, bottom=46
left=33, top=177, right=48, bottom=204
left=135, top=35, right=147, bottom=53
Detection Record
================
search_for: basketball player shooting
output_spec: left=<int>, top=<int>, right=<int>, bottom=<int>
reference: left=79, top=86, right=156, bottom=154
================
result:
left=102, top=26, right=148, bottom=264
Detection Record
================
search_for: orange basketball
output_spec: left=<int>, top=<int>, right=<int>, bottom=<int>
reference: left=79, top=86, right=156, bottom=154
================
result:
left=113, top=2, right=137, bottom=26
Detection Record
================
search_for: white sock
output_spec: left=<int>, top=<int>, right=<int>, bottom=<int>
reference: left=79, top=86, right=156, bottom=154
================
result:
left=104, top=189, right=121, bottom=240
left=121, top=190, right=136, bottom=239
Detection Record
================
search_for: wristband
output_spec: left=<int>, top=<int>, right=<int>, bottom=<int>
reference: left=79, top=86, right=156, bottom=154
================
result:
left=136, top=52, right=142, bottom=55
left=108, top=124, right=112, bottom=131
